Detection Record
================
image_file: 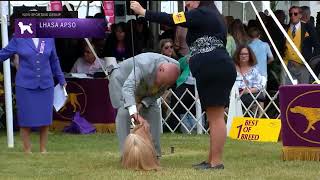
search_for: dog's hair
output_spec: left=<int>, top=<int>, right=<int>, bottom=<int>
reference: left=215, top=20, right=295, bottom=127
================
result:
left=121, top=124, right=160, bottom=171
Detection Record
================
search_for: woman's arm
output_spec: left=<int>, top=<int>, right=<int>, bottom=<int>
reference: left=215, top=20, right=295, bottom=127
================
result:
left=251, top=68, right=265, bottom=91
left=49, top=40, right=66, bottom=86
left=0, top=38, right=18, bottom=62
left=246, top=87, right=259, bottom=94
left=130, top=1, right=202, bottom=28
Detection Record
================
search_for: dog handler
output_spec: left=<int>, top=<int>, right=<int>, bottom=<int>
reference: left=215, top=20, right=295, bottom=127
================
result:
left=107, top=52, right=180, bottom=157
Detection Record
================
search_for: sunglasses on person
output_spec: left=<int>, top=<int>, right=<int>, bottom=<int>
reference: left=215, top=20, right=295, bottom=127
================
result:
left=289, top=12, right=299, bottom=17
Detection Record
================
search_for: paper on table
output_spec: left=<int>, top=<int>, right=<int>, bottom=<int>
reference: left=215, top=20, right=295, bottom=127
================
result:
left=70, top=73, right=89, bottom=78
left=53, top=84, right=68, bottom=111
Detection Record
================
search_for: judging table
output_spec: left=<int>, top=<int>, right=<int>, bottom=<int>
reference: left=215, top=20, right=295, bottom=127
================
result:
left=51, top=77, right=116, bottom=133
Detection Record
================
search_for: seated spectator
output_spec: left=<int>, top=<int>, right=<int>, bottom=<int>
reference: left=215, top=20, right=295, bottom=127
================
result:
left=226, top=34, right=236, bottom=58
left=300, top=6, right=311, bottom=24
left=104, top=22, right=132, bottom=62
left=247, top=19, right=259, bottom=31
left=234, top=45, right=266, bottom=108
left=70, top=43, right=104, bottom=75
left=224, top=16, right=236, bottom=57
left=159, top=39, right=177, bottom=59
left=248, top=27, right=274, bottom=78
left=133, top=17, right=154, bottom=54
left=230, top=19, right=250, bottom=47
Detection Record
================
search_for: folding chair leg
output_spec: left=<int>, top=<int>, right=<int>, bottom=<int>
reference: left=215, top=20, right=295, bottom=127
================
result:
left=258, top=102, right=265, bottom=118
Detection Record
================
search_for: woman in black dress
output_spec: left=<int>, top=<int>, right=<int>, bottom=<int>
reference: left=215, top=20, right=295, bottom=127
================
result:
left=131, top=1, right=236, bottom=169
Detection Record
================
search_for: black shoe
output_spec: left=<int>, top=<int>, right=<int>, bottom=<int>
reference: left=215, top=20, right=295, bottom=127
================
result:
left=195, top=163, right=224, bottom=170
left=192, top=161, right=209, bottom=168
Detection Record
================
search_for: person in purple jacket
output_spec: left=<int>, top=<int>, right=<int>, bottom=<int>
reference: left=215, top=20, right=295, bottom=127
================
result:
left=0, top=38, right=66, bottom=153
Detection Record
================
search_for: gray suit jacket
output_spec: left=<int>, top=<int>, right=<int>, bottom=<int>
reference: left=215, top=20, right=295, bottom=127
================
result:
left=108, top=52, right=179, bottom=109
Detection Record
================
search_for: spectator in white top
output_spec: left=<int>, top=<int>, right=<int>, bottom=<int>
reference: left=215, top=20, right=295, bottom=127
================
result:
left=70, top=43, right=104, bottom=75
left=234, top=45, right=266, bottom=107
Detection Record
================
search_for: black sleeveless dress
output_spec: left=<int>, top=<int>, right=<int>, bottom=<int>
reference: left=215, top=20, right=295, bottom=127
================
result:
left=145, top=5, right=236, bottom=109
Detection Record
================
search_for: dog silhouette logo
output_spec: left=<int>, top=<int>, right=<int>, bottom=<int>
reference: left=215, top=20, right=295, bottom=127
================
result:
left=290, top=106, right=320, bottom=134
left=55, top=81, right=87, bottom=121
left=18, top=22, right=33, bottom=34
left=60, top=93, right=83, bottom=113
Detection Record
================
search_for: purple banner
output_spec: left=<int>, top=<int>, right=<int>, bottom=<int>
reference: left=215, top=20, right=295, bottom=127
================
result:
left=279, top=84, right=320, bottom=147
left=53, top=78, right=116, bottom=124
left=14, top=18, right=106, bottom=38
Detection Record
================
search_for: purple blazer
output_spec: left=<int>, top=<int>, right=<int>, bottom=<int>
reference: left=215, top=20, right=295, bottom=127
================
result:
left=0, top=38, right=66, bottom=89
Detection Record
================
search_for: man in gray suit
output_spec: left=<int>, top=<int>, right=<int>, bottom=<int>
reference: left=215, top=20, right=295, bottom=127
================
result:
left=108, top=52, right=180, bottom=157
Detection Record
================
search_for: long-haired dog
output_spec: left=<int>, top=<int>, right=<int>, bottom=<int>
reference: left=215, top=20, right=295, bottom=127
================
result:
left=121, top=124, right=160, bottom=171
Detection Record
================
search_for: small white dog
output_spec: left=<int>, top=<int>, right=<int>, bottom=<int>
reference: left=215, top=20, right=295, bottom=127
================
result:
left=18, top=22, right=33, bottom=34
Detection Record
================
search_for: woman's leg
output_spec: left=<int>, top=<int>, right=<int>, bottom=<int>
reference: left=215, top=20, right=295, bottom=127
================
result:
left=206, top=106, right=226, bottom=166
left=20, top=127, right=32, bottom=153
left=208, top=139, right=212, bottom=163
left=39, top=126, right=49, bottom=153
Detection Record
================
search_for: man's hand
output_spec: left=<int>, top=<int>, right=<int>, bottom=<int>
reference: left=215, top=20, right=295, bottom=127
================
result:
left=137, top=103, right=143, bottom=112
left=131, top=113, right=150, bottom=130
left=130, top=1, right=146, bottom=16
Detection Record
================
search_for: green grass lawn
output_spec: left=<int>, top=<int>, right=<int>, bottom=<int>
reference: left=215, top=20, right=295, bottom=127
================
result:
left=0, top=131, right=318, bottom=180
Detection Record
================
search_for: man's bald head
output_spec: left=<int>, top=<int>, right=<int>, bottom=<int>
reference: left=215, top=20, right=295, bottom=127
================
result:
left=155, top=63, right=180, bottom=88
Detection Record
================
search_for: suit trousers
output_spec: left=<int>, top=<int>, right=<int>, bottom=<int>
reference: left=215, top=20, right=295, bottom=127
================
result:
left=116, top=102, right=162, bottom=157
left=281, top=61, right=310, bottom=84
